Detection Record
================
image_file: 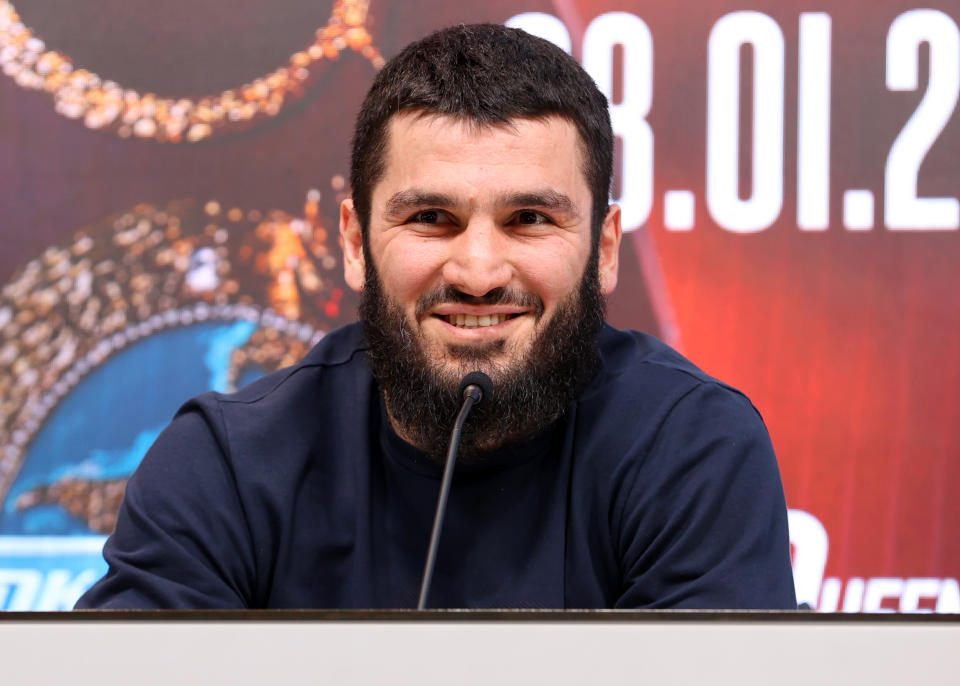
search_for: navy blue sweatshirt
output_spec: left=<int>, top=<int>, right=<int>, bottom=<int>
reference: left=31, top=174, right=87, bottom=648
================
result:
left=76, top=323, right=797, bottom=609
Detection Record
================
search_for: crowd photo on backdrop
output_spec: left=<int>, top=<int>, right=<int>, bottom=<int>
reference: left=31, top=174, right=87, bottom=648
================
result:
left=75, top=23, right=797, bottom=610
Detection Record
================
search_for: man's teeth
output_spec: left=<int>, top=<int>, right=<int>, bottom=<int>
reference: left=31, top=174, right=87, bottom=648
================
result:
left=445, top=313, right=514, bottom=328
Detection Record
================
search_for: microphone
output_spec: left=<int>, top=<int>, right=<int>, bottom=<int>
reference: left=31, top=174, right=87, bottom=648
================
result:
left=458, top=371, right=494, bottom=406
left=417, top=371, right=493, bottom=610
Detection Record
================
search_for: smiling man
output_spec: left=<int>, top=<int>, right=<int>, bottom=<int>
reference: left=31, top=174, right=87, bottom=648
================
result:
left=77, top=24, right=797, bottom=610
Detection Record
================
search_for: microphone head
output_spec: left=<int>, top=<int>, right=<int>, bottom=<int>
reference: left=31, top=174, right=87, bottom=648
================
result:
left=458, top=371, right=494, bottom=404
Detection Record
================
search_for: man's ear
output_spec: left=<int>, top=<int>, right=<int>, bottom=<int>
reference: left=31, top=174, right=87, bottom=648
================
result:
left=340, top=198, right=365, bottom=293
left=598, top=204, right=622, bottom=295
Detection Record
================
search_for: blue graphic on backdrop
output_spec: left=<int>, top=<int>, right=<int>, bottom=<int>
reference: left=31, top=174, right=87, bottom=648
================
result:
left=0, top=321, right=260, bottom=609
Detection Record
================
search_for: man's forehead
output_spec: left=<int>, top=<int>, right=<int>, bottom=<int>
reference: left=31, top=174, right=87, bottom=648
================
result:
left=388, top=109, right=566, bottom=136
left=374, top=111, right=590, bottom=196
left=384, top=110, right=583, bottom=146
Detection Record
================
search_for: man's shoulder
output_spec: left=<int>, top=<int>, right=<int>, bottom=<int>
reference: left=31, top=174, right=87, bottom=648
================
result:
left=589, top=324, right=752, bottom=410
left=583, top=326, right=793, bottom=610
left=176, top=322, right=373, bottom=446
left=157, top=321, right=374, bottom=482
left=574, top=324, right=770, bottom=475
left=214, top=321, right=370, bottom=406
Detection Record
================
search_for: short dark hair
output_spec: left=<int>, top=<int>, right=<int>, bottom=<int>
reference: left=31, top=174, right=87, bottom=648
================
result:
left=349, top=23, right=613, bottom=242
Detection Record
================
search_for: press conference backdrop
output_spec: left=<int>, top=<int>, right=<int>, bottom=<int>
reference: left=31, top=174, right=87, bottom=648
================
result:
left=1, top=0, right=957, bottom=613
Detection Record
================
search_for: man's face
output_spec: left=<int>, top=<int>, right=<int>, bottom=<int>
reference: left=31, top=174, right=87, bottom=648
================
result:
left=341, top=113, right=621, bottom=455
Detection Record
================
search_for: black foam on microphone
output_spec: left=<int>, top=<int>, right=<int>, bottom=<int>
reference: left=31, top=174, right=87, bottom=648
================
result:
left=458, top=370, right=494, bottom=404
left=417, top=370, right=493, bottom=610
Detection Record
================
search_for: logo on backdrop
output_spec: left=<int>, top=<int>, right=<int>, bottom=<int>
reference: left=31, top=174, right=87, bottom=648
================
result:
left=0, top=191, right=354, bottom=609
left=789, top=510, right=959, bottom=613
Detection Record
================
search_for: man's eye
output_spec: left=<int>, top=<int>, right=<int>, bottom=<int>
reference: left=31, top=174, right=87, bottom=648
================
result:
left=412, top=209, right=442, bottom=224
left=516, top=210, right=547, bottom=225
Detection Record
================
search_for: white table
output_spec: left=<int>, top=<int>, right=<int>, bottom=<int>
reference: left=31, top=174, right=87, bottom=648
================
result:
left=1, top=610, right=957, bottom=685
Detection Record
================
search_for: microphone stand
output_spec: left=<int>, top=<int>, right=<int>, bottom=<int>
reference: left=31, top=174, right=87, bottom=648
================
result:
left=416, top=376, right=487, bottom=610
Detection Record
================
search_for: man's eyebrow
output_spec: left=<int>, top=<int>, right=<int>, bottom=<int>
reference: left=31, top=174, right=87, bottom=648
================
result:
left=500, top=191, right=580, bottom=217
left=384, top=190, right=456, bottom=216
left=383, top=189, right=582, bottom=218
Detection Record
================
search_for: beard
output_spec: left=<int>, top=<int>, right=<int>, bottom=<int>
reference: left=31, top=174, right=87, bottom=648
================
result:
left=359, top=249, right=606, bottom=463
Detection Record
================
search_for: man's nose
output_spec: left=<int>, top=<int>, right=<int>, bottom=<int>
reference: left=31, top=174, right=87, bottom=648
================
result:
left=441, top=219, right=512, bottom=297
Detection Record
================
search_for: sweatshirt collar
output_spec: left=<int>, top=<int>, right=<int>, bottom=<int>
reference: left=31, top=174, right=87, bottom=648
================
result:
left=377, top=392, right=559, bottom=479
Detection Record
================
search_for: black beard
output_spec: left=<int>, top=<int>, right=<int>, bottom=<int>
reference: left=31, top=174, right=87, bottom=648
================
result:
left=359, top=251, right=605, bottom=463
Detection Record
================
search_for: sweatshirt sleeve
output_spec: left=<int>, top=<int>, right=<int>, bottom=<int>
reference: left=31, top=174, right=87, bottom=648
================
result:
left=74, top=396, right=256, bottom=609
left=611, top=382, right=797, bottom=609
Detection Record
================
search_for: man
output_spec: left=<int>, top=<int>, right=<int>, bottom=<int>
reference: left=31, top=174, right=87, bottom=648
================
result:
left=77, top=24, right=796, bottom=609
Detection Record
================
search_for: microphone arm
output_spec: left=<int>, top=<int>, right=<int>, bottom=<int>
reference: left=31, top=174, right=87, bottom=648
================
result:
left=417, top=372, right=492, bottom=610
